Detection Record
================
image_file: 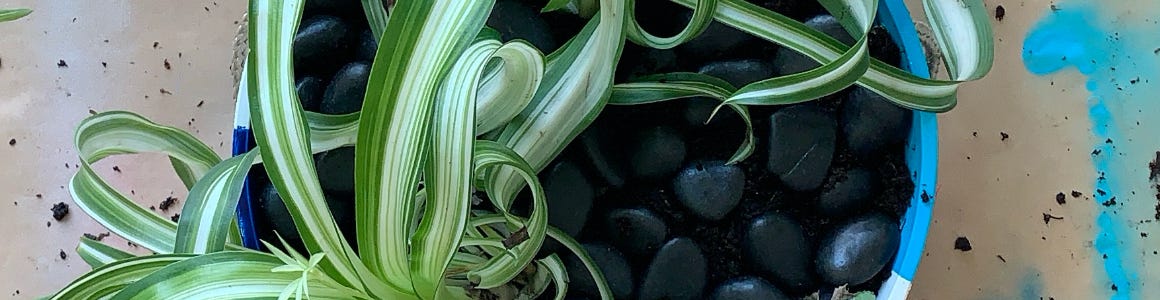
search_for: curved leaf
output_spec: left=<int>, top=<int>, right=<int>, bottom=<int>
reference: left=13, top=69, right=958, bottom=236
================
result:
left=625, top=0, right=716, bottom=49
left=77, top=237, right=135, bottom=269
left=111, top=251, right=357, bottom=300
left=352, top=0, right=494, bottom=292
left=610, top=73, right=755, bottom=164
left=490, top=0, right=627, bottom=205
left=174, top=151, right=259, bottom=254
left=466, top=141, right=549, bottom=289
left=70, top=111, right=238, bottom=254
left=50, top=254, right=193, bottom=300
left=247, top=0, right=384, bottom=294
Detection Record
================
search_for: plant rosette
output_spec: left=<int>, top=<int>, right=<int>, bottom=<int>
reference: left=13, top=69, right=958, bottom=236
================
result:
left=41, top=0, right=991, bottom=299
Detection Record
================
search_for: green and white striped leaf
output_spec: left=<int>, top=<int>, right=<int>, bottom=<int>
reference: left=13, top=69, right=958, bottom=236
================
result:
left=173, top=151, right=259, bottom=254
left=50, top=254, right=193, bottom=300
left=721, top=0, right=876, bottom=106
left=361, top=0, right=389, bottom=40
left=474, top=41, right=545, bottom=135
left=922, top=0, right=993, bottom=81
left=409, top=37, right=490, bottom=299
left=111, top=251, right=359, bottom=299
left=625, top=0, right=716, bottom=49
left=352, top=0, right=493, bottom=293
left=535, top=254, right=569, bottom=300
left=305, top=111, right=360, bottom=152
left=248, top=0, right=384, bottom=294
left=667, top=0, right=988, bottom=111
left=0, top=8, right=31, bottom=22
left=467, top=141, right=549, bottom=289
left=470, top=215, right=613, bottom=299
left=490, top=0, right=626, bottom=204
left=609, top=72, right=755, bottom=164
left=70, top=111, right=241, bottom=254
left=77, top=237, right=135, bottom=269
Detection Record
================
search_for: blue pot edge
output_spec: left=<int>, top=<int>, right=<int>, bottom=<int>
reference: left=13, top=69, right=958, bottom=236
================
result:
left=230, top=0, right=938, bottom=295
left=878, top=0, right=935, bottom=283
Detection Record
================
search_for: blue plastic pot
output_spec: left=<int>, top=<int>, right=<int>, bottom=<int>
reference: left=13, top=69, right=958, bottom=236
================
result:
left=231, top=0, right=936, bottom=298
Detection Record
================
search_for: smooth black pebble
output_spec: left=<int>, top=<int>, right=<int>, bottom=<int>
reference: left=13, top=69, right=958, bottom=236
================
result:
left=260, top=183, right=355, bottom=247
left=672, top=161, right=745, bottom=221
left=773, top=15, right=855, bottom=76
left=355, top=29, right=378, bottom=62
left=710, top=276, right=791, bottom=300
left=816, top=213, right=900, bottom=286
left=314, top=146, right=355, bottom=194
left=295, top=76, right=325, bottom=112
left=685, top=60, right=774, bottom=126
left=743, top=212, right=814, bottom=290
left=577, top=125, right=628, bottom=187
left=766, top=105, right=836, bottom=191
left=603, top=208, right=668, bottom=256
left=637, top=238, right=707, bottom=300
left=260, top=183, right=299, bottom=244
left=841, top=87, right=911, bottom=157
left=304, top=0, right=363, bottom=17
left=321, top=62, right=371, bottom=114
left=565, top=244, right=635, bottom=299
left=699, top=59, right=776, bottom=88
left=630, top=126, right=687, bottom=180
left=679, top=11, right=757, bottom=60
left=293, top=15, right=349, bottom=73
left=817, top=168, right=878, bottom=217
left=542, top=160, right=595, bottom=238
left=486, top=0, right=557, bottom=52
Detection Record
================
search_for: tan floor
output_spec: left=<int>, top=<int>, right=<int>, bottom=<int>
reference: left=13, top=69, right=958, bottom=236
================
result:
left=0, top=0, right=1156, bottom=299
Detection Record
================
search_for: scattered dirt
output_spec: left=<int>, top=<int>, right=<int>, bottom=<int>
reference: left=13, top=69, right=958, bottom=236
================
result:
left=59, top=249, right=67, bottom=260
left=84, top=232, right=110, bottom=241
left=35, top=193, right=42, bottom=199
left=163, top=59, right=172, bottom=70
left=1102, top=197, right=1117, bottom=207
left=1055, top=192, right=1066, bottom=205
left=170, top=214, right=181, bottom=222
left=954, top=237, right=972, bottom=251
left=1071, top=190, right=1083, bottom=198
left=159, top=196, right=178, bottom=211
left=51, top=202, right=69, bottom=221
left=159, top=88, right=173, bottom=95
left=197, top=100, right=205, bottom=108
left=1042, top=213, right=1063, bottom=225
left=7, top=138, right=15, bottom=146
left=152, top=41, right=159, bottom=49
left=995, top=5, right=1006, bottom=21
left=1000, top=132, right=1010, bottom=141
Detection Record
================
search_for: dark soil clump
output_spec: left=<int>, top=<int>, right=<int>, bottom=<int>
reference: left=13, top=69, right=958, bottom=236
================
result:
left=51, top=202, right=69, bottom=221
left=954, top=237, right=972, bottom=251
left=159, top=196, right=178, bottom=211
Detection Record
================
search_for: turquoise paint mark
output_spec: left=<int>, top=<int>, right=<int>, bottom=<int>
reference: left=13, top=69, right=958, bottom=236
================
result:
left=1022, top=1, right=1160, bottom=298
left=1019, top=271, right=1043, bottom=300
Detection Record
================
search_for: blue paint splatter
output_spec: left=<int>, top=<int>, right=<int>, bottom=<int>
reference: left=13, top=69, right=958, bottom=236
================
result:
left=1019, top=271, right=1043, bottom=300
left=1021, top=1, right=1160, bottom=299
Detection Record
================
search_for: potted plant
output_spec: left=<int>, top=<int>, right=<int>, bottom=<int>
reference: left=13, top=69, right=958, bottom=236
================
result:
left=42, top=0, right=991, bottom=299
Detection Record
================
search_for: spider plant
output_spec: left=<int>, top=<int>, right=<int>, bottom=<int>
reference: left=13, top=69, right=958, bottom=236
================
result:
left=46, top=0, right=992, bottom=298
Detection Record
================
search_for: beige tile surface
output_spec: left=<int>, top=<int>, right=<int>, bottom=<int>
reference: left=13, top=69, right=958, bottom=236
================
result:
left=1, top=0, right=1156, bottom=299
left=0, top=0, right=244, bottom=297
